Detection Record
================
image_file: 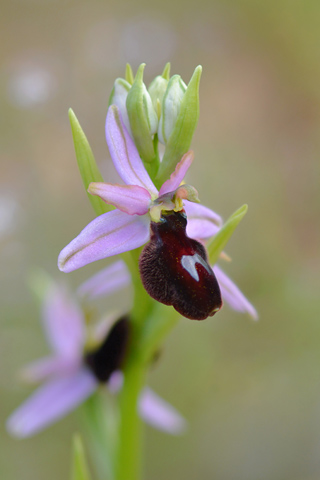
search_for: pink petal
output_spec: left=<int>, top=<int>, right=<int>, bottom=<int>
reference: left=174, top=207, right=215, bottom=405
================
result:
left=214, top=265, right=258, bottom=319
left=106, top=106, right=158, bottom=195
left=21, top=356, right=79, bottom=384
left=184, top=200, right=222, bottom=239
left=88, top=183, right=151, bottom=215
left=139, top=387, right=187, bottom=435
left=77, top=260, right=130, bottom=300
left=159, top=151, right=194, bottom=195
left=6, top=368, right=97, bottom=438
left=58, top=210, right=150, bottom=273
left=42, top=284, right=85, bottom=358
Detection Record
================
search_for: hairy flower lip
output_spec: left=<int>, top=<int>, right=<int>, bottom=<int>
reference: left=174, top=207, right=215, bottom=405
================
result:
left=139, top=210, right=223, bottom=321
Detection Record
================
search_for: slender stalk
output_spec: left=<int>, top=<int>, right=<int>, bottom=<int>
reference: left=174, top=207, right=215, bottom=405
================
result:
left=140, top=304, right=180, bottom=364
left=115, top=355, right=146, bottom=480
left=113, top=250, right=149, bottom=480
left=122, top=250, right=154, bottom=326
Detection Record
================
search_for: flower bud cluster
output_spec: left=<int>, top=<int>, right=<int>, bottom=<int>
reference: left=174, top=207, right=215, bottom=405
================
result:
left=109, top=62, right=202, bottom=185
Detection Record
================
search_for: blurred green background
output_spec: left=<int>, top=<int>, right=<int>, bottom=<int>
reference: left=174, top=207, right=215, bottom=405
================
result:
left=1, top=0, right=320, bottom=479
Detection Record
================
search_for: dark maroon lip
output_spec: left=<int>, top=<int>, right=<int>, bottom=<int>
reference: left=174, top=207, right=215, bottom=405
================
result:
left=139, top=210, right=222, bottom=320
left=85, top=316, right=130, bottom=383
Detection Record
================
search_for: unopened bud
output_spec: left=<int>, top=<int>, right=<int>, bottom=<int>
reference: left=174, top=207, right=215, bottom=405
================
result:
left=158, top=75, right=187, bottom=145
left=148, top=63, right=170, bottom=119
left=109, top=78, right=132, bottom=136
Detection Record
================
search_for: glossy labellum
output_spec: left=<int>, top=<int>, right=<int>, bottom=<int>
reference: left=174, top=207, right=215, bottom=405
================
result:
left=139, top=210, right=222, bottom=320
left=85, top=316, right=130, bottom=383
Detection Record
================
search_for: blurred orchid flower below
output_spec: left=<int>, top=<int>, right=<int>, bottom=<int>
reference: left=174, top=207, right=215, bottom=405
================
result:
left=6, top=261, right=186, bottom=438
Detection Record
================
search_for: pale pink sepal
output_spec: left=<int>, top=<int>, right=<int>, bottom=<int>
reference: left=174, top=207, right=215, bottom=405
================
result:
left=88, top=183, right=151, bottom=215
left=214, top=265, right=258, bottom=320
left=6, top=368, right=97, bottom=438
left=58, top=210, right=150, bottom=273
left=184, top=200, right=222, bottom=240
left=42, top=285, right=85, bottom=359
left=106, top=106, right=158, bottom=195
left=139, top=387, right=187, bottom=435
left=77, top=260, right=130, bottom=300
left=106, top=376, right=187, bottom=435
left=21, top=356, right=79, bottom=384
left=159, top=151, right=194, bottom=196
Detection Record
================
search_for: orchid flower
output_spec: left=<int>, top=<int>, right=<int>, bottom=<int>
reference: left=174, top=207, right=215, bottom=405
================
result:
left=58, top=105, right=222, bottom=274
left=6, top=264, right=186, bottom=438
left=58, top=104, right=256, bottom=319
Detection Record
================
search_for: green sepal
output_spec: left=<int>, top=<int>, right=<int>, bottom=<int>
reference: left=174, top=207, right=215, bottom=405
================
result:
left=156, top=65, right=202, bottom=186
left=125, top=63, right=134, bottom=85
left=70, top=434, right=93, bottom=480
left=126, top=64, right=157, bottom=163
left=207, top=204, right=248, bottom=265
left=68, top=109, right=112, bottom=217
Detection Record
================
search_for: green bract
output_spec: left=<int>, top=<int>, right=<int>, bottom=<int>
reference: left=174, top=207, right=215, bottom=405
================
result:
left=207, top=204, right=248, bottom=265
left=68, top=109, right=111, bottom=217
left=126, top=64, right=158, bottom=163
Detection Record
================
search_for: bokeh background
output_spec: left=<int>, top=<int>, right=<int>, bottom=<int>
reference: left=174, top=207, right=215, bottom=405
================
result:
left=1, top=1, right=320, bottom=479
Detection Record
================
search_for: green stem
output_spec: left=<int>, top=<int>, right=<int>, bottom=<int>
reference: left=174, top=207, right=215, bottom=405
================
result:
left=113, top=250, right=149, bottom=480
left=122, top=250, right=155, bottom=326
left=115, top=355, right=146, bottom=480
left=140, top=304, right=180, bottom=364
left=114, top=251, right=180, bottom=480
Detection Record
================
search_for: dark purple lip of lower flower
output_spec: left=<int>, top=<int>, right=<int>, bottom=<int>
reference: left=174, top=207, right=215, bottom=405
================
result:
left=85, top=316, right=130, bottom=383
left=139, top=210, right=223, bottom=321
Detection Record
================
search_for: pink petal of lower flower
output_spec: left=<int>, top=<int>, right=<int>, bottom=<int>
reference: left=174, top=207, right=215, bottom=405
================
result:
left=88, top=183, right=151, bottom=215
left=42, top=284, right=85, bottom=358
left=214, top=265, right=258, bottom=320
left=139, top=387, right=187, bottom=435
left=106, top=106, right=158, bottom=195
left=77, top=260, right=130, bottom=300
left=58, top=210, right=150, bottom=273
left=6, top=368, right=97, bottom=438
left=184, top=200, right=222, bottom=239
left=159, top=151, right=194, bottom=196
left=21, top=356, right=79, bottom=384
